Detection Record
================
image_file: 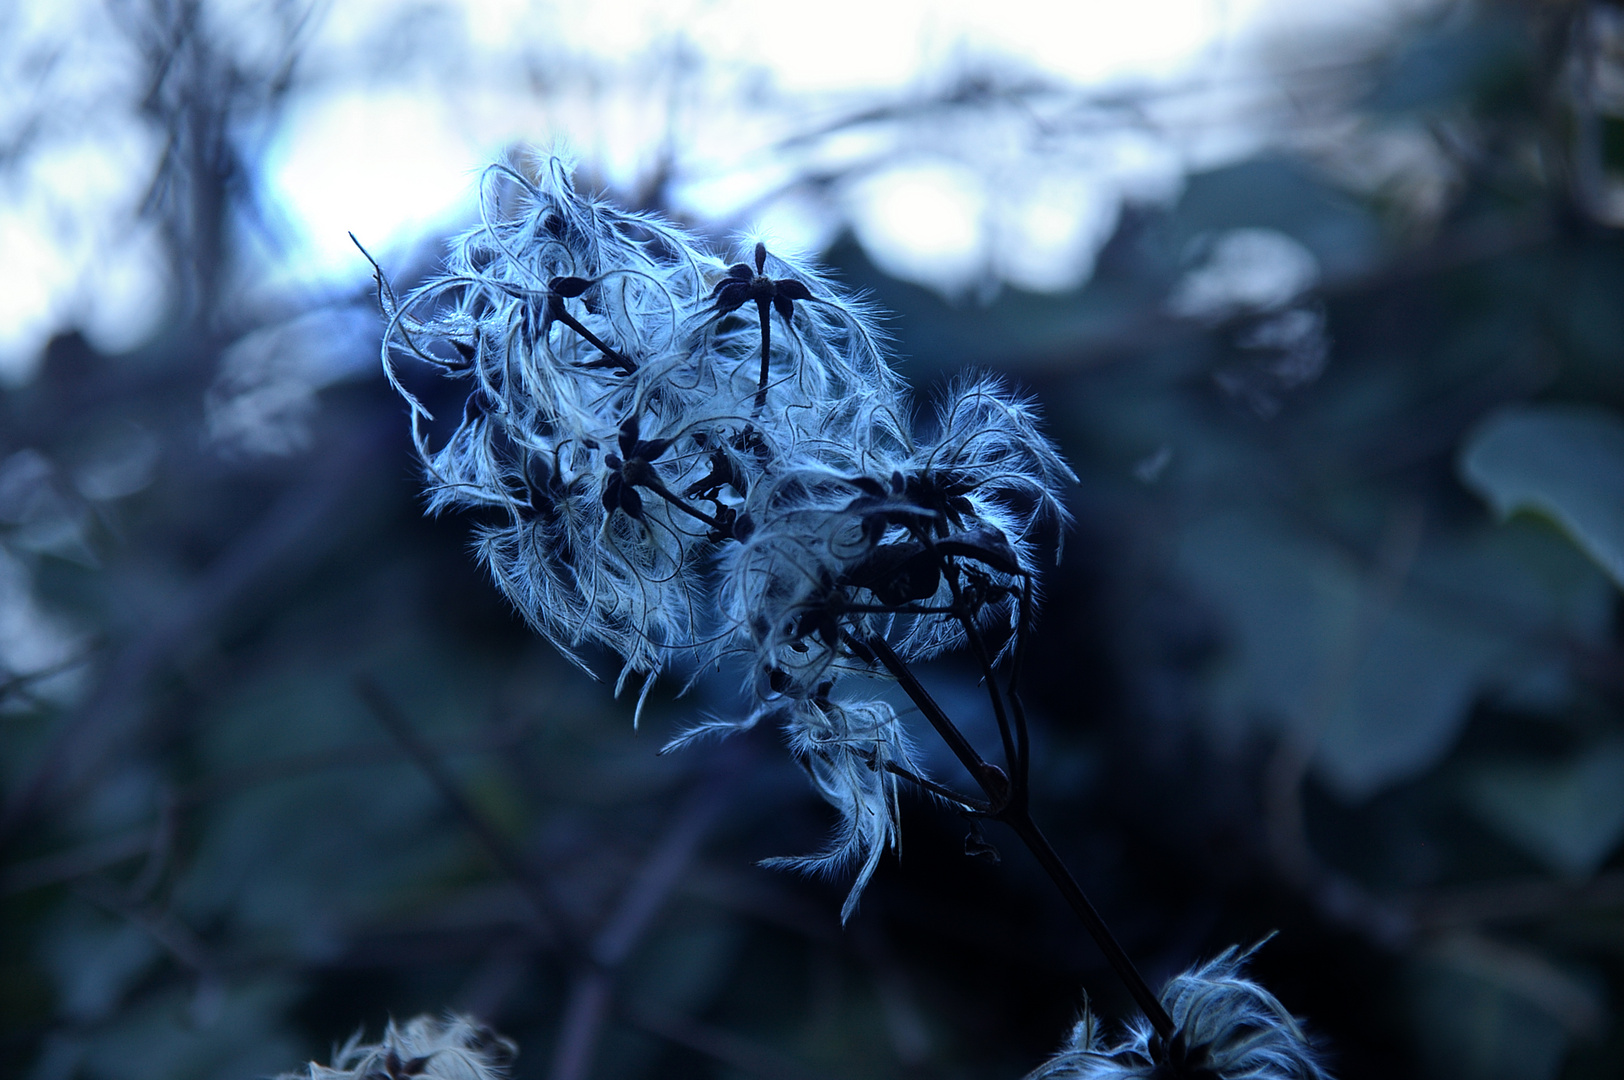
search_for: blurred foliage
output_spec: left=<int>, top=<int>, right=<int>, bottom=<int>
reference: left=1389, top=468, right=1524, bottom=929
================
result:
left=5, top=2, right=1624, bottom=1080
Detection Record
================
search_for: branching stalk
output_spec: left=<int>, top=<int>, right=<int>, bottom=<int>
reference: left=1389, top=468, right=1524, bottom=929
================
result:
left=858, top=632, right=1175, bottom=1041
left=754, top=298, right=773, bottom=416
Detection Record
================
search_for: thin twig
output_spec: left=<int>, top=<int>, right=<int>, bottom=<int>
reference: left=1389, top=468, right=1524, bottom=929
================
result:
left=549, top=752, right=743, bottom=1080
left=550, top=972, right=615, bottom=1080
left=354, top=675, right=578, bottom=953
left=628, top=1000, right=829, bottom=1080
left=594, top=777, right=735, bottom=967
left=177, top=722, right=528, bottom=808
left=547, top=295, right=636, bottom=373
left=859, top=634, right=991, bottom=788
left=1006, top=577, right=1034, bottom=787
left=0, top=647, right=98, bottom=703
left=2, top=831, right=151, bottom=896
left=1001, top=812, right=1174, bottom=1039
left=937, top=558, right=1018, bottom=777
left=644, top=480, right=725, bottom=530
left=77, top=877, right=223, bottom=1025
left=1416, top=871, right=1624, bottom=929
left=880, top=759, right=989, bottom=813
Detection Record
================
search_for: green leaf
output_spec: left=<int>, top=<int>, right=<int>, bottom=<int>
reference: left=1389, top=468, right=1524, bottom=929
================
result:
left=38, top=905, right=160, bottom=1023
left=76, top=978, right=301, bottom=1080
left=1409, top=934, right=1600, bottom=1080
left=1179, top=512, right=1608, bottom=799
left=1464, top=738, right=1624, bottom=877
left=1181, top=512, right=1491, bottom=798
left=1460, top=404, right=1624, bottom=589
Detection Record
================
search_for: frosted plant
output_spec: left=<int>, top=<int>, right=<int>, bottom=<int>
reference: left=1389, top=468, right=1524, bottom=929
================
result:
left=369, top=150, right=1072, bottom=917
left=759, top=695, right=923, bottom=923
left=276, top=1014, right=515, bottom=1080
left=1027, top=946, right=1329, bottom=1080
left=368, top=151, right=1329, bottom=1079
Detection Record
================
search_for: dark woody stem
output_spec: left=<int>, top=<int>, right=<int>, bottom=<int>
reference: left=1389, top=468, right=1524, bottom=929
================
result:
left=548, top=296, right=637, bottom=373
left=753, top=297, right=772, bottom=417
left=934, top=557, right=1018, bottom=780
left=857, top=634, right=987, bottom=786
left=1006, top=577, right=1034, bottom=788
left=834, top=603, right=961, bottom=616
left=642, top=480, right=725, bottom=531
left=1002, top=813, right=1177, bottom=1042
left=857, top=632, right=1177, bottom=1042
left=879, top=759, right=990, bottom=813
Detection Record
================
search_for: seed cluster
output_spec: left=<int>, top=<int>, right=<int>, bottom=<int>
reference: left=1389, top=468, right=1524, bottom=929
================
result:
left=277, top=1014, right=516, bottom=1080
left=376, top=153, right=1075, bottom=917
left=1026, top=946, right=1330, bottom=1080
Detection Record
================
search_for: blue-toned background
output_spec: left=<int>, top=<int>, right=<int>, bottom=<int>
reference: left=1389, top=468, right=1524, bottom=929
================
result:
left=3, top=2, right=1623, bottom=1078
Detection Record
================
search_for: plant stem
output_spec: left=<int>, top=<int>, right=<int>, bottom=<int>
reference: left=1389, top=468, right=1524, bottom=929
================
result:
left=862, top=635, right=989, bottom=789
left=645, top=480, right=725, bottom=530
left=547, top=296, right=636, bottom=373
left=355, top=676, right=580, bottom=956
left=753, top=297, right=772, bottom=416
left=858, top=633, right=1175, bottom=1042
left=1002, top=810, right=1174, bottom=1040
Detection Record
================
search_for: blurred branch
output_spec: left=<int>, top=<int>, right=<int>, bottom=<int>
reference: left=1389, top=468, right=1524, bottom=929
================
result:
left=549, top=752, right=743, bottom=1080
left=3, top=726, right=528, bottom=896
left=679, top=864, right=842, bottom=944
left=852, top=918, right=934, bottom=1067
left=0, top=647, right=99, bottom=707
left=176, top=720, right=532, bottom=808
left=1, top=831, right=151, bottom=897
left=1425, top=929, right=1606, bottom=1038
left=627, top=1000, right=830, bottom=1080
left=354, top=675, right=579, bottom=952
left=124, top=790, right=177, bottom=903
left=0, top=423, right=389, bottom=854
left=1261, top=759, right=1624, bottom=951
left=1263, top=501, right=1428, bottom=949
left=77, top=877, right=224, bottom=1026
left=116, top=0, right=318, bottom=328
left=1416, top=871, right=1624, bottom=930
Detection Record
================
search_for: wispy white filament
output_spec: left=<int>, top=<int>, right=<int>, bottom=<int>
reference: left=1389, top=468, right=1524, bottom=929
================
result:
left=277, top=1014, right=516, bottom=1080
left=379, top=150, right=1074, bottom=917
left=1027, top=945, right=1331, bottom=1080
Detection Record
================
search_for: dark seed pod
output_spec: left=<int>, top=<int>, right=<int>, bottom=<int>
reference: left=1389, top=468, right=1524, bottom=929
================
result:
left=549, top=275, right=592, bottom=298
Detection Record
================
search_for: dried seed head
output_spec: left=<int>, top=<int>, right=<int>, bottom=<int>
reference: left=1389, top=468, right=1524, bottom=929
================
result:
left=277, top=1014, right=516, bottom=1080
left=1027, top=945, right=1331, bottom=1080
left=376, top=151, right=1075, bottom=915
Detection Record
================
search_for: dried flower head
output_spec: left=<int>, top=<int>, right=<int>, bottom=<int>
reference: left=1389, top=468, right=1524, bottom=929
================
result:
left=1026, top=945, right=1330, bottom=1080
left=277, top=1014, right=516, bottom=1080
left=372, top=150, right=1074, bottom=916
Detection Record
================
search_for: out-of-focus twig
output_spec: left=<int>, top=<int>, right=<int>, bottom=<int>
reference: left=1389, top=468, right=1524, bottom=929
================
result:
left=1416, top=872, right=1624, bottom=930
left=77, top=877, right=224, bottom=1026
left=2, top=832, right=151, bottom=896
left=0, top=647, right=98, bottom=705
left=0, top=425, right=387, bottom=853
left=549, top=754, right=742, bottom=1080
left=627, top=999, right=830, bottom=1080
left=177, top=720, right=531, bottom=808
left=354, top=675, right=579, bottom=952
